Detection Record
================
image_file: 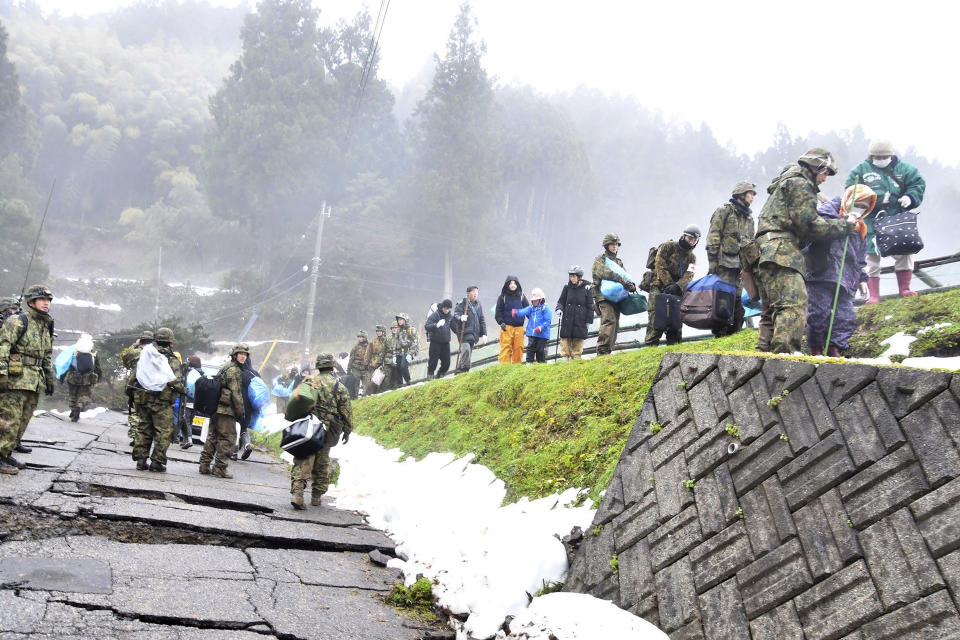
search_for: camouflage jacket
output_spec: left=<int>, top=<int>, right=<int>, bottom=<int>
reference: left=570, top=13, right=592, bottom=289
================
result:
left=311, top=370, right=353, bottom=447
left=348, top=341, right=368, bottom=374
left=395, top=314, right=420, bottom=357
left=757, top=164, right=853, bottom=274
left=0, top=307, right=55, bottom=393
left=132, top=346, right=184, bottom=408
left=215, top=360, right=246, bottom=421
left=65, top=353, right=102, bottom=386
left=381, top=335, right=398, bottom=366
left=652, top=240, right=697, bottom=290
left=364, top=336, right=386, bottom=369
left=591, top=250, right=630, bottom=302
left=706, top=200, right=755, bottom=271
left=120, top=342, right=143, bottom=391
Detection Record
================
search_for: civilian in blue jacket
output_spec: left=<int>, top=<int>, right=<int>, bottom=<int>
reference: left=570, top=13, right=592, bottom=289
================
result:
left=512, top=287, right=553, bottom=363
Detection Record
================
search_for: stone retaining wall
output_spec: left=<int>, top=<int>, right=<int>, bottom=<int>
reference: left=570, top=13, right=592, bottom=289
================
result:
left=564, top=352, right=960, bottom=639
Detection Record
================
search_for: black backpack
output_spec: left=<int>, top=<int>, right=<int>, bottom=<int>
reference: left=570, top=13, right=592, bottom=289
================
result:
left=193, top=374, right=222, bottom=417
left=74, top=352, right=95, bottom=374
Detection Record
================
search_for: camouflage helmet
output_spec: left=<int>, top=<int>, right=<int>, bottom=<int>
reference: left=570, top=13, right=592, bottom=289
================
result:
left=357, top=330, right=368, bottom=339
left=23, top=285, right=53, bottom=302
left=602, top=233, right=621, bottom=248
left=138, top=330, right=155, bottom=341
left=230, top=343, right=250, bottom=356
left=568, top=265, right=584, bottom=277
left=682, top=224, right=703, bottom=239
left=732, top=181, right=757, bottom=196
left=390, top=322, right=399, bottom=330
left=375, top=324, right=386, bottom=332
left=314, top=352, right=336, bottom=370
left=155, top=327, right=175, bottom=343
left=0, top=296, right=19, bottom=312
left=798, top=147, right=838, bottom=176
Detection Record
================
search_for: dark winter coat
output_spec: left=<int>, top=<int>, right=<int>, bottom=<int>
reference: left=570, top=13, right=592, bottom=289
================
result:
left=494, top=276, right=529, bottom=328
left=450, top=298, right=487, bottom=345
left=803, top=197, right=867, bottom=296
left=424, top=307, right=453, bottom=344
left=556, top=280, right=594, bottom=339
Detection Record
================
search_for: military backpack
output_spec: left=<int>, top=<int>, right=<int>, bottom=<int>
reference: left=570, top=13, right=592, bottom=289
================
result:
left=639, top=245, right=659, bottom=292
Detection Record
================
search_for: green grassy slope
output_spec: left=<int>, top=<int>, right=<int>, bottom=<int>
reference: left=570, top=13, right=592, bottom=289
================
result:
left=848, top=288, right=960, bottom=359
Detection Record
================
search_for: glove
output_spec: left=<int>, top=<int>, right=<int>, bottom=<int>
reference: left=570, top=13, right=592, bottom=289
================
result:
left=479, top=335, right=487, bottom=344
left=405, top=354, right=413, bottom=363
left=853, top=219, right=867, bottom=240
left=45, top=380, right=55, bottom=396
left=460, top=314, right=468, bottom=322
left=625, top=282, right=637, bottom=293
left=846, top=212, right=858, bottom=223
left=341, top=431, right=350, bottom=445
left=500, top=323, right=507, bottom=331
left=664, top=283, right=683, bottom=296
left=899, top=195, right=912, bottom=209
left=511, top=309, right=517, bottom=318
left=534, top=326, right=542, bottom=334
left=436, top=319, right=445, bottom=327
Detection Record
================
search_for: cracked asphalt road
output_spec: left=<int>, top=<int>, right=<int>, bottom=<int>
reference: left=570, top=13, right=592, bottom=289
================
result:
left=0, top=410, right=434, bottom=639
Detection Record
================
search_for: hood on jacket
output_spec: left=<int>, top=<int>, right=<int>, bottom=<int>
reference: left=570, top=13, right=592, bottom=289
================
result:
left=501, top=275, right=523, bottom=296
left=817, top=197, right=842, bottom=219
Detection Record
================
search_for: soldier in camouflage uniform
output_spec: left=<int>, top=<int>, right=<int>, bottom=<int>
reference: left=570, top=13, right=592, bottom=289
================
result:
left=346, top=331, right=368, bottom=399
left=131, top=327, right=184, bottom=472
left=121, top=330, right=154, bottom=445
left=290, top=352, right=352, bottom=510
left=0, top=286, right=55, bottom=475
left=199, top=343, right=247, bottom=479
left=380, top=323, right=400, bottom=391
left=591, top=233, right=636, bottom=356
left=362, top=325, right=387, bottom=395
left=394, top=313, right=419, bottom=386
left=645, top=225, right=700, bottom=346
left=62, top=337, right=102, bottom=422
left=707, top=182, right=757, bottom=336
left=754, top=148, right=857, bottom=353
left=0, top=297, right=19, bottom=325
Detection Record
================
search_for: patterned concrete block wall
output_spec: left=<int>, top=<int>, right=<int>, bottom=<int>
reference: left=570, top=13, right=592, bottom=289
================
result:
left=564, top=352, right=960, bottom=639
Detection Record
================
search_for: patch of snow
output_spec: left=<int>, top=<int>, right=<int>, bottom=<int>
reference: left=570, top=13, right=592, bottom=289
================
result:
left=900, top=356, right=960, bottom=371
left=884, top=315, right=893, bottom=320
left=325, top=435, right=638, bottom=640
left=916, top=322, right=952, bottom=335
left=880, top=331, right=916, bottom=358
left=504, top=592, right=668, bottom=640
left=167, top=282, right=221, bottom=296
left=56, top=296, right=122, bottom=312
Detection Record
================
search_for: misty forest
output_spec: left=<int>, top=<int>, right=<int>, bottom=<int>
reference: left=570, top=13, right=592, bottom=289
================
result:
left=3, top=0, right=960, bottom=362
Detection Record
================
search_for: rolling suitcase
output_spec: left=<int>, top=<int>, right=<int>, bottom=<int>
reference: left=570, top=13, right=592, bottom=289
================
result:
left=653, top=294, right=682, bottom=332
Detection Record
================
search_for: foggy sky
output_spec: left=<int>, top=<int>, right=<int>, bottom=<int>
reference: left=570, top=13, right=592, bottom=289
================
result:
left=28, top=0, right=960, bottom=167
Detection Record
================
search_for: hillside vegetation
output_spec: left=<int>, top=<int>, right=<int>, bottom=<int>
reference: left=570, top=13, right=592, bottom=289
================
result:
left=354, top=289, right=960, bottom=505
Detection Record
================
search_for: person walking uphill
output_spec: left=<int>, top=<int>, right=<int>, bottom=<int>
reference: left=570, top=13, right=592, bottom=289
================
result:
left=846, top=139, right=926, bottom=301
left=121, top=330, right=154, bottom=446
left=645, top=225, right=700, bottom=346
left=707, top=181, right=757, bottom=336
left=199, top=343, right=247, bottom=479
left=424, top=299, right=454, bottom=379
left=290, top=353, right=352, bottom=510
left=512, top=288, right=553, bottom=363
left=394, top=313, right=419, bottom=386
left=131, top=327, right=184, bottom=473
left=592, top=233, right=636, bottom=356
left=495, top=276, right=529, bottom=364
left=450, top=286, right=487, bottom=373
left=556, top=266, right=593, bottom=359
left=346, top=331, right=368, bottom=399
left=62, top=333, right=102, bottom=422
left=754, top=148, right=859, bottom=353
left=0, top=285, right=55, bottom=475
left=363, top=325, right=387, bottom=395
left=804, top=186, right=873, bottom=357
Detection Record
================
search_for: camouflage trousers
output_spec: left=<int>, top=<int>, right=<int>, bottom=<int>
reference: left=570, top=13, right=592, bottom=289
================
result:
left=290, top=445, right=331, bottom=497
left=200, top=414, right=237, bottom=471
left=127, top=398, right=140, bottom=440
left=596, top=301, right=620, bottom=355
left=755, top=262, right=808, bottom=354
left=0, top=389, right=39, bottom=458
left=132, top=401, right=175, bottom=465
left=68, top=383, right=93, bottom=411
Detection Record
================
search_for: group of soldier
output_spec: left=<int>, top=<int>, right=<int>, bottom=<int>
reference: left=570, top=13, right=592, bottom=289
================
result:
left=343, top=313, right=421, bottom=397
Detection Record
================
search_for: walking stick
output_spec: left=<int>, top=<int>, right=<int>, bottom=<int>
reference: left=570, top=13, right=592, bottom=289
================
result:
left=454, top=297, right=468, bottom=370
left=825, top=177, right=862, bottom=353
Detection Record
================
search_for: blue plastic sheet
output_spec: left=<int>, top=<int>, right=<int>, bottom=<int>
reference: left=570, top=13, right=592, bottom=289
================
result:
left=271, top=376, right=294, bottom=398
left=55, top=346, right=75, bottom=379
left=185, top=368, right=201, bottom=399
left=742, top=291, right=762, bottom=318
left=249, top=411, right=265, bottom=431
left=599, top=280, right=629, bottom=302
left=248, top=375, right=270, bottom=411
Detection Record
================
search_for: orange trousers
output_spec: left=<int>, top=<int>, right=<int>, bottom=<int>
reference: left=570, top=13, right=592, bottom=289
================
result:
left=498, top=325, right=525, bottom=363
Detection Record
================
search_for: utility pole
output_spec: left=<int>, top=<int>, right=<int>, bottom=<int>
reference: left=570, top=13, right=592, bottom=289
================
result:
left=154, top=246, right=162, bottom=328
left=302, top=202, right=331, bottom=359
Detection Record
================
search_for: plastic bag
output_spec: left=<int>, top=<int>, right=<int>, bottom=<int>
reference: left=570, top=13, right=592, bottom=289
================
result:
left=247, top=375, right=270, bottom=411
left=55, top=345, right=75, bottom=380
left=136, top=343, right=177, bottom=392
left=185, top=368, right=201, bottom=399
left=271, top=376, right=294, bottom=398
left=371, top=367, right=385, bottom=386
left=605, top=257, right=634, bottom=283
left=600, top=280, right=629, bottom=303
left=76, top=333, right=94, bottom=354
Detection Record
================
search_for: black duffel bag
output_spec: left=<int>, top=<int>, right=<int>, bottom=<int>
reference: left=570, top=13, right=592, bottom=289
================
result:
left=874, top=211, right=923, bottom=257
left=281, top=416, right=327, bottom=459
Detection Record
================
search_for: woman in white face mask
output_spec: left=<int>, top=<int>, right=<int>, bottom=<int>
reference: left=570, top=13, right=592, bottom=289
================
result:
left=844, top=140, right=927, bottom=302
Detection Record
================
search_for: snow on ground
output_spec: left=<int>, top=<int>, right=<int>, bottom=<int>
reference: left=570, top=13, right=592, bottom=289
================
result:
left=503, top=592, right=668, bottom=640
left=850, top=327, right=960, bottom=370
left=900, top=356, right=960, bottom=370
left=55, top=296, right=122, bottom=312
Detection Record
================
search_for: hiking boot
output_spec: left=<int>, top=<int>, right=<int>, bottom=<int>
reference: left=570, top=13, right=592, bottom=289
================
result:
left=4, top=456, right=26, bottom=470
left=212, top=467, right=233, bottom=479
left=310, top=493, right=323, bottom=506
left=291, top=494, right=306, bottom=510
left=135, top=459, right=148, bottom=471
left=0, top=459, right=19, bottom=475
left=240, top=432, right=253, bottom=460
left=129, top=440, right=135, bottom=447
left=827, top=345, right=844, bottom=358
left=14, top=444, right=32, bottom=454
left=70, top=408, right=80, bottom=422
left=180, top=439, right=193, bottom=450
left=230, top=452, right=238, bottom=461
left=198, top=463, right=211, bottom=475
left=148, top=461, right=167, bottom=473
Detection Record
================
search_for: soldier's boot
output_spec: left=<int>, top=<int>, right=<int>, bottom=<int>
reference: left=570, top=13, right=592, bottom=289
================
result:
left=827, top=345, right=843, bottom=358
left=70, top=408, right=80, bottom=422
left=896, top=270, right=917, bottom=298
left=198, top=463, right=211, bottom=475
left=0, top=459, right=19, bottom=475
left=310, top=492, right=324, bottom=507
left=212, top=466, right=233, bottom=479
left=866, top=276, right=881, bottom=305
left=239, top=431, right=253, bottom=461
left=14, top=444, right=32, bottom=454
left=149, top=460, right=167, bottom=473
left=809, top=346, right=824, bottom=356
left=291, top=493, right=306, bottom=510
left=135, top=459, right=148, bottom=471
left=4, top=456, right=26, bottom=469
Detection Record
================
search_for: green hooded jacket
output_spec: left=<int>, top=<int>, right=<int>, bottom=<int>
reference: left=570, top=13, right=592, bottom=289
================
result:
left=845, top=158, right=925, bottom=255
